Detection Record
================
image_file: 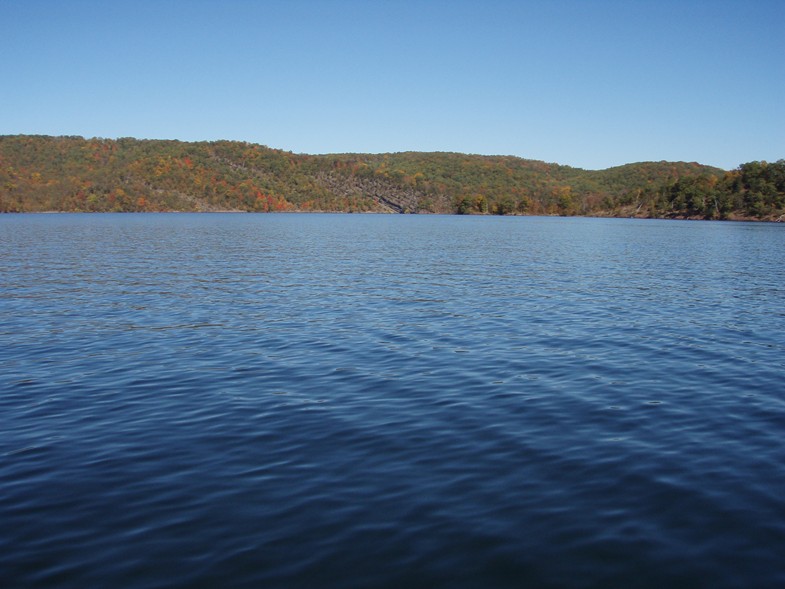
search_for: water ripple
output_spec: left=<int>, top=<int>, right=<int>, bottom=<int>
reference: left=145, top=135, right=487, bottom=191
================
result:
left=1, top=214, right=784, bottom=588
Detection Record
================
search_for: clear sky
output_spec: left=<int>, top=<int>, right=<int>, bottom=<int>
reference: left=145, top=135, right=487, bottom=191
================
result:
left=1, top=0, right=783, bottom=170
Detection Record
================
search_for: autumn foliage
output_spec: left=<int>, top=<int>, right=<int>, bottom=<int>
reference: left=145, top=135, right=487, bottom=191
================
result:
left=1, top=135, right=782, bottom=220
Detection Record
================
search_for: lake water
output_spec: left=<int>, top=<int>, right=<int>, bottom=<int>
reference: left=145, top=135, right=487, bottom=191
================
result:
left=1, top=213, right=784, bottom=588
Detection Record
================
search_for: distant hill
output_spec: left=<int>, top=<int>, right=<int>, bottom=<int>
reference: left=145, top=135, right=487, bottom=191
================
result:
left=1, top=135, right=782, bottom=220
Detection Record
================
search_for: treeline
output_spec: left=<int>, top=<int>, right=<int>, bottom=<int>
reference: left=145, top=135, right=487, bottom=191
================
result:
left=1, top=135, right=782, bottom=220
left=619, top=160, right=785, bottom=220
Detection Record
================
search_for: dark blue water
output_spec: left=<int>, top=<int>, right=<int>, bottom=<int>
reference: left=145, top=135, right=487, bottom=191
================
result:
left=1, top=213, right=784, bottom=588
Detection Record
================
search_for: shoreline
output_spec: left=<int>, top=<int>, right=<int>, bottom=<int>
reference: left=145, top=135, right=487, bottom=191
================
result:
left=2, top=210, right=782, bottom=222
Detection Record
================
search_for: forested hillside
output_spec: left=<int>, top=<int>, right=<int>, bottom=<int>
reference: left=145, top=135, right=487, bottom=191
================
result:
left=1, top=135, right=783, bottom=220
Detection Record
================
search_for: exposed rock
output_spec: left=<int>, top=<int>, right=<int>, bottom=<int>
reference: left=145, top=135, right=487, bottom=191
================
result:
left=314, top=172, right=435, bottom=213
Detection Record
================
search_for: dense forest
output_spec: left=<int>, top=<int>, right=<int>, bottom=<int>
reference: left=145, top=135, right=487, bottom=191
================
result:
left=1, top=135, right=783, bottom=220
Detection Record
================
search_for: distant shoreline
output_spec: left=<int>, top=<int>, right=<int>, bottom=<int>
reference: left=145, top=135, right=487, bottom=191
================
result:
left=3, top=210, right=782, bottom=223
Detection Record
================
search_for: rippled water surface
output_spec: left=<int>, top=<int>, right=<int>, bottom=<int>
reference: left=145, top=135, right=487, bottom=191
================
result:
left=2, top=213, right=784, bottom=588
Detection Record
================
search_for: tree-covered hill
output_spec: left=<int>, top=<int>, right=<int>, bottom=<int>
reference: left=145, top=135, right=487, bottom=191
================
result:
left=1, top=135, right=782, bottom=220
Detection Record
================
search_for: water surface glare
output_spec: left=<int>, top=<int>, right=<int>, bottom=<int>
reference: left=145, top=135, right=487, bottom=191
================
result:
left=1, top=213, right=784, bottom=588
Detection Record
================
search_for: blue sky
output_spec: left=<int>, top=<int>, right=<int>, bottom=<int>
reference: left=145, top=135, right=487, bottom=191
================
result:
left=1, top=0, right=783, bottom=170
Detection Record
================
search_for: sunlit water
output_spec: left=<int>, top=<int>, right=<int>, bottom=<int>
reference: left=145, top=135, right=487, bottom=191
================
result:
left=1, top=213, right=784, bottom=588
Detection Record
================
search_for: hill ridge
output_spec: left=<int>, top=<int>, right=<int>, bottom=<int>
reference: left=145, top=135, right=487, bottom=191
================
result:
left=1, top=135, right=781, bottom=220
